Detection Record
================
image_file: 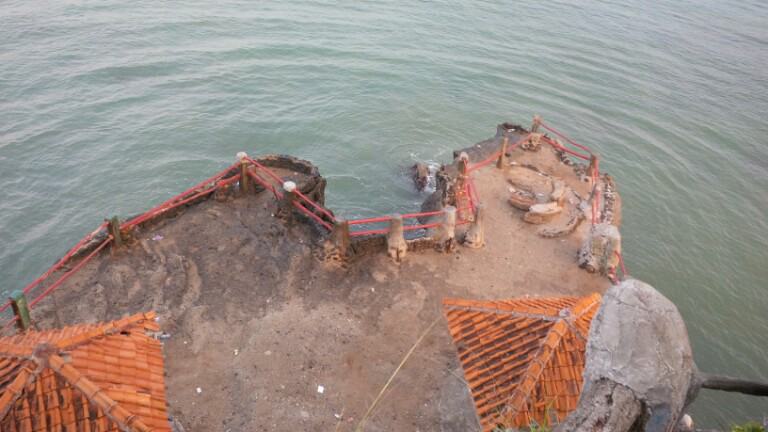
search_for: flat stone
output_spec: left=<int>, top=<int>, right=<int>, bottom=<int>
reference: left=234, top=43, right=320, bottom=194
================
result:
left=523, top=202, right=562, bottom=224
left=508, top=193, right=536, bottom=211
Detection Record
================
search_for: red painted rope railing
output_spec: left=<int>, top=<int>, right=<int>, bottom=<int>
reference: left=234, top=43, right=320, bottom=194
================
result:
left=348, top=206, right=472, bottom=237
left=244, top=156, right=283, bottom=184
left=247, top=169, right=332, bottom=231
left=123, top=163, right=239, bottom=229
left=349, top=222, right=443, bottom=237
left=540, top=123, right=593, bottom=155
left=349, top=229, right=390, bottom=237
left=295, top=201, right=333, bottom=231
left=244, top=156, right=335, bottom=222
left=402, top=210, right=445, bottom=219
left=469, top=175, right=480, bottom=204
left=404, top=223, right=441, bottom=231
left=540, top=136, right=590, bottom=160
left=616, top=251, right=627, bottom=280
left=29, top=236, right=113, bottom=308
left=348, top=210, right=449, bottom=225
left=0, top=221, right=110, bottom=314
left=248, top=171, right=283, bottom=199
left=154, top=175, right=241, bottom=218
left=0, top=316, right=17, bottom=334
left=465, top=183, right=475, bottom=216
left=349, top=217, right=392, bottom=225
left=294, top=189, right=335, bottom=222
left=468, top=134, right=531, bottom=173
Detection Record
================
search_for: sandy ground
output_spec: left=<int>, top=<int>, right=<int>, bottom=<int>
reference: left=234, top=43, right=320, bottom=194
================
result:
left=26, top=138, right=612, bottom=432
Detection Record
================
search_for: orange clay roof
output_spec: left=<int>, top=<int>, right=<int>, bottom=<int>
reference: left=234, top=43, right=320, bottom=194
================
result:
left=0, top=312, right=170, bottom=432
left=442, top=293, right=601, bottom=430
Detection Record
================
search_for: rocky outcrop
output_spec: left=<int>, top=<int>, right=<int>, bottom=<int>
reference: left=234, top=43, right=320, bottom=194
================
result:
left=558, top=279, right=695, bottom=432
left=411, top=163, right=430, bottom=192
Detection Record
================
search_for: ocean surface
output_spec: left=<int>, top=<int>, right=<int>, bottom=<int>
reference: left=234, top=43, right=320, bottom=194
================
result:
left=1, top=0, right=766, bottom=427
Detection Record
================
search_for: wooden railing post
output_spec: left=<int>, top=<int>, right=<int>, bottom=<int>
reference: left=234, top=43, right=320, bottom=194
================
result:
left=435, top=205, right=457, bottom=252
left=331, top=217, right=350, bottom=255
left=387, top=214, right=407, bottom=262
left=531, top=114, right=542, bottom=134
left=8, top=290, right=31, bottom=332
left=280, top=181, right=297, bottom=218
left=464, top=202, right=485, bottom=249
left=106, top=216, right=123, bottom=250
left=237, top=152, right=250, bottom=195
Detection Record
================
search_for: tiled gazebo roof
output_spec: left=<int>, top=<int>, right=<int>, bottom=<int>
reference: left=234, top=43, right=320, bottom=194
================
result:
left=0, top=312, right=170, bottom=431
left=443, top=293, right=601, bottom=430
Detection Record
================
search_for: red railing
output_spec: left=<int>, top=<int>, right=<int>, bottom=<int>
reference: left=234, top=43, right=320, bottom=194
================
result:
left=243, top=156, right=335, bottom=231
left=541, top=123, right=593, bottom=155
left=468, top=134, right=532, bottom=173
left=1, top=166, right=244, bottom=331
left=3, top=122, right=623, bottom=334
left=122, top=164, right=240, bottom=229
left=0, top=221, right=110, bottom=315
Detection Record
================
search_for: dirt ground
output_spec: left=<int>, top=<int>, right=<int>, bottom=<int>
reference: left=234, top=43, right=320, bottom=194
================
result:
left=25, top=134, right=613, bottom=432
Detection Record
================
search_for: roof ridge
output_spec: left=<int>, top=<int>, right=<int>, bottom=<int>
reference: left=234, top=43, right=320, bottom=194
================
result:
left=443, top=298, right=580, bottom=320
left=570, top=293, right=601, bottom=318
left=568, top=293, right=602, bottom=340
left=0, top=312, right=157, bottom=358
left=0, top=360, right=39, bottom=421
left=48, top=354, right=153, bottom=432
left=502, top=319, right=569, bottom=425
left=54, top=312, right=156, bottom=351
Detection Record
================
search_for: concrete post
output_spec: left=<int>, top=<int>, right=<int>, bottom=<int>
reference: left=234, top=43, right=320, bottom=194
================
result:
left=588, top=153, right=602, bottom=178
left=531, top=114, right=542, bottom=134
left=530, top=133, right=541, bottom=149
left=496, top=137, right=508, bottom=169
left=238, top=152, right=250, bottom=195
left=329, top=217, right=350, bottom=257
left=464, top=202, right=485, bottom=249
left=435, top=205, right=457, bottom=252
left=106, top=216, right=123, bottom=250
left=8, top=290, right=31, bottom=332
left=280, top=181, right=297, bottom=217
left=387, top=214, right=407, bottom=262
left=455, top=152, right=469, bottom=211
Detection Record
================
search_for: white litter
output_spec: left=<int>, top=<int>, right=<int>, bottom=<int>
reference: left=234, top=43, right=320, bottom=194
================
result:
left=234, top=349, right=239, bottom=356
left=196, top=387, right=202, bottom=394
left=317, top=385, right=324, bottom=394
left=152, top=235, right=164, bottom=241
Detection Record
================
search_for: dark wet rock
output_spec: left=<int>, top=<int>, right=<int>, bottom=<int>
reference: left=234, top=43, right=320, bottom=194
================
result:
left=411, top=162, right=430, bottom=192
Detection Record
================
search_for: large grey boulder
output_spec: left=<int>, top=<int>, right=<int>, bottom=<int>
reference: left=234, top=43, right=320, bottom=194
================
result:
left=561, top=279, right=695, bottom=432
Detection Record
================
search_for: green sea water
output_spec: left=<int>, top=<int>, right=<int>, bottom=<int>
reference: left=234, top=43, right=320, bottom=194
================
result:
left=1, top=0, right=766, bottom=427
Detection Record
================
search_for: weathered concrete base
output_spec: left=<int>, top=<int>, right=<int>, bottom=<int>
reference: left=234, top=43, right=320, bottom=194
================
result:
left=578, top=223, right=621, bottom=275
left=463, top=203, right=485, bottom=249
left=434, top=206, right=457, bottom=252
left=555, top=380, right=644, bottom=432
left=387, top=215, right=407, bottom=262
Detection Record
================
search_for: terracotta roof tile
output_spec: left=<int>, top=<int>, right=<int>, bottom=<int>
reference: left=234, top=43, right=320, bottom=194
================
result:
left=443, top=294, right=601, bottom=430
left=0, top=312, right=170, bottom=432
